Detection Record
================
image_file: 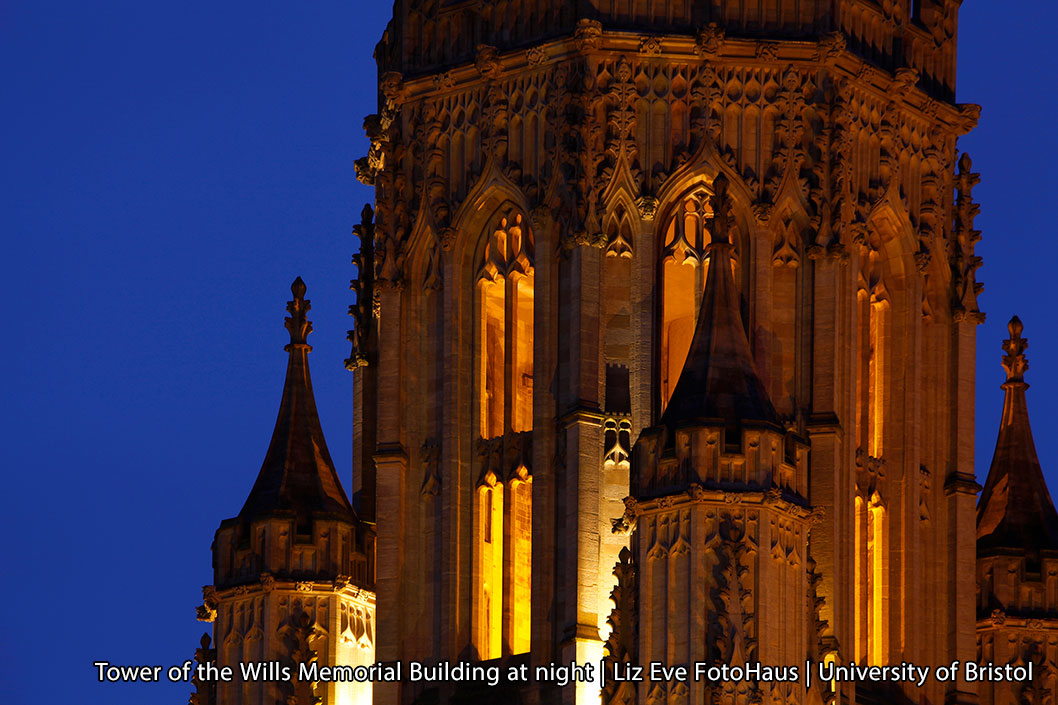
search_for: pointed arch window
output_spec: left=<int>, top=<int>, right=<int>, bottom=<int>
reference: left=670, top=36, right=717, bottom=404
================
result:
left=854, top=249, right=891, bottom=666
left=855, top=255, right=889, bottom=457
left=477, top=212, right=534, bottom=438
left=474, top=209, right=534, bottom=659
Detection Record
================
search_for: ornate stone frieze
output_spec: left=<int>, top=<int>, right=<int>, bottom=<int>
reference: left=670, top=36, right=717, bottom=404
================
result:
left=952, top=153, right=984, bottom=323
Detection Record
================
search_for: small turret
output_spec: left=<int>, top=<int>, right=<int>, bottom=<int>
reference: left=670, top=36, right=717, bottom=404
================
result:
left=977, top=316, right=1058, bottom=554
left=976, top=317, right=1058, bottom=705
left=199, top=279, right=375, bottom=705
left=658, top=174, right=781, bottom=433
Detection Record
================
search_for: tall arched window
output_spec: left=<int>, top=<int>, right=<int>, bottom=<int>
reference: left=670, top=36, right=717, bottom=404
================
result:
left=477, top=212, right=534, bottom=437
left=854, top=249, right=890, bottom=666
left=855, top=254, right=889, bottom=457
left=474, top=209, right=534, bottom=659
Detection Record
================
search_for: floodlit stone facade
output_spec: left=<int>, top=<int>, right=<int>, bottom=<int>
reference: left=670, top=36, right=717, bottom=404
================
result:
left=198, top=2, right=1058, bottom=705
left=349, top=2, right=988, bottom=704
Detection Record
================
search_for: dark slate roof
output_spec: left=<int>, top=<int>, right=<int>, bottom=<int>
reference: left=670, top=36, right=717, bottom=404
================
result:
left=238, top=278, right=355, bottom=523
left=977, top=316, right=1058, bottom=553
left=659, top=232, right=779, bottom=430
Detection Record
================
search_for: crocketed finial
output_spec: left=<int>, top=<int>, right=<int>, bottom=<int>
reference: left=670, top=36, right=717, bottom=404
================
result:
left=1001, top=315, right=1028, bottom=384
left=709, top=173, right=733, bottom=246
left=285, top=277, right=312, bottom=348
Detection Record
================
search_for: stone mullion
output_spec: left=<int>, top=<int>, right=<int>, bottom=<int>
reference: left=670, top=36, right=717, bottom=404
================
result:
left=501, top=265, right=517, bottom=656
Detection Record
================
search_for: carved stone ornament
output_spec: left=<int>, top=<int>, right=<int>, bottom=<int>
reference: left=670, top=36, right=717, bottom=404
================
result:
left=379, top=71, right=405, bottom=105
left=420, top=439, right=442, bottom=498
left=816, top=31, right=846, bottom=62
left=574, top=19, right=603, bottom=52
left=695, top=23, right=725, bottom=57
left=197, top=585, right=218, bottom=622
left=635, top=195, right=658, bottom=220
left=346, top=204, right=374, bottom=370
left=475, top=44, right=501, bottom=81
left=525, top=46, right=546, bottom=66
left=638, top=36, right=662, bottom=55
left=432, top=71, right=454, bottom=90
left=952, top=153, right=984, bottom=322
left=756, top=42, right=780, bottom=61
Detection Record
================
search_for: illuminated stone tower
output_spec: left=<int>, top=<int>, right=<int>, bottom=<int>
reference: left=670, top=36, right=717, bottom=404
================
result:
left=198, top=279, right=376, bottom=705
left=976, top=318, right=1058, bottom=705
left=349, top=1, right=983, bottom=704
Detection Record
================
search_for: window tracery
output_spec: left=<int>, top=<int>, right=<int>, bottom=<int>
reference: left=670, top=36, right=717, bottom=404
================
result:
left=473, top=209, right=534, bottom=659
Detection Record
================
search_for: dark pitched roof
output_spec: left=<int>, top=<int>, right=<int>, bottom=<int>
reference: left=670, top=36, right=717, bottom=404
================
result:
left=659, top=175, right=779, bottom=430
left=977, top=316, right=1058, bottom=553
left=238, top=277, right=355, bottom=524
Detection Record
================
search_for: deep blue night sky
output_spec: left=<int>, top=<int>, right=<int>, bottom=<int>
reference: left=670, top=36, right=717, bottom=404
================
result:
left=2, top=3, right=1056, bottom=703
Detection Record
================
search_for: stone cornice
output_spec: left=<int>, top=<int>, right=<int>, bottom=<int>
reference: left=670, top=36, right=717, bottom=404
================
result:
left=633, top=483, right=813, bottom=518
left=394, top=31, right=971, bottom=134
left=209, top=574, right=377, bottom=604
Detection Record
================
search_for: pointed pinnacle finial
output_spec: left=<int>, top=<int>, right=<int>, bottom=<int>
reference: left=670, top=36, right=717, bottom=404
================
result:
left=709, top=173, right=734, bottom=247
left=1001, top=315, right=1028, bottom=384
left=285, top=277, right=312, bottom=348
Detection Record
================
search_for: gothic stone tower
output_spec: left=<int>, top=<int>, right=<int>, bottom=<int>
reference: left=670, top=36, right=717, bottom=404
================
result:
left=976, top=318, right=1058, bottom=705
left=198, top=279, right=377, bottom=705
left=351, top=1, right=982, bottom=704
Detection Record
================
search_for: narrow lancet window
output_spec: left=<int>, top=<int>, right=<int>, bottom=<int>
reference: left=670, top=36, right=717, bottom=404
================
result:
left=474, top=210, right=534, bottom=657
left=475, top=476, right=503, bottom=659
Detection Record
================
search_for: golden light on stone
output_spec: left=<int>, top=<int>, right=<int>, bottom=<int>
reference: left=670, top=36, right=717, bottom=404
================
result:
left=201, top=3, right=1058, bottom=704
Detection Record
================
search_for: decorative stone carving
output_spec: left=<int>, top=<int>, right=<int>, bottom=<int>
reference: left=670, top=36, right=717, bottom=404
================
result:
left=525, top=46, right=546, bottom=66
left=188, top=633, right=216, bottom=705
left=379, top=71, right=405, bottom=105
left=346, top=204, right=375, bottom=370
left=574, top=19, right=603, bottom=52
left=952, top=153, right=984, bottom=323
left=816, top=31, right=846, bottom=63
left=420, top=439, right=441, bottom=498
left=474, top=45, right=501, bottom=81
left=694, top=23, right=725, bottom=57
left=602, top=548, right=638, bottom=705
left=635, top=195, right=657, bottom=220
left=197, top=585, right=218, bottom=622
left=638, top=36, right=661, bottom=55
left=278, top=612, right=322, bottom=705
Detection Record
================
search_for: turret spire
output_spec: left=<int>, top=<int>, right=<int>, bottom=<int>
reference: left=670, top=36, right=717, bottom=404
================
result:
left=238, top=278, right=355, bottom=524
left=659, top=174, right=780, bottom=430
left=977, top=317, right=1058, bottom=552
